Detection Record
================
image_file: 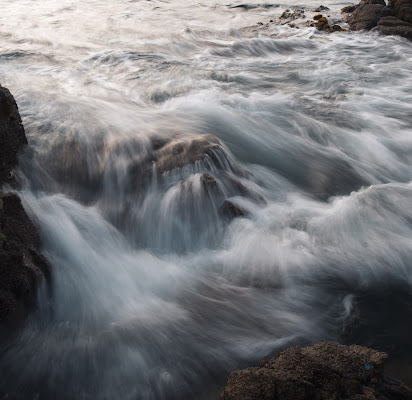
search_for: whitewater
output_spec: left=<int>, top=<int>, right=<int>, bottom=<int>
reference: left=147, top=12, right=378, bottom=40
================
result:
left=1, top=0, right=412, bottom=398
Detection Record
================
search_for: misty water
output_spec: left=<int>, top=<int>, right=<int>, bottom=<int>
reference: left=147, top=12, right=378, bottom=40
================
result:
left=1, top=0, right=412, bottom=398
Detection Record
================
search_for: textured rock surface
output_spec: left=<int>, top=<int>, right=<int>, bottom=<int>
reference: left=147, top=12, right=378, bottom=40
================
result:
left=343, top=0, right=412, bottom=40
left=390, top=0, right=412, bottom=23
left=373, top=15, right=412, bottom=39
left=345, top=0, right=393, bottom=31
left=219, top=342, right=412, bottom=400
left=0, top=85, right=50, bottom=327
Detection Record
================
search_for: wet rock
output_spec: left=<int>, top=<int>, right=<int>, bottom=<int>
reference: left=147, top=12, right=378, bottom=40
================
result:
left=0, top=194, right=50, bottom=323
left=0, top=85, right=27, bottom=186
left=279, top=9, right=305, bottom=22
left=331, top=24, right=345, bottom=31
left=346, top=1, right=393, bottom=31
left=316, top=16, right=330, bottom=30
left=390, top=0, right=412, bottom=24
left=0, top=86, right=51, bottom=330
left=200, top=173, right=220, bottom=194
left=154, top=134, right=226, bottom=175
left=221, top=172, right=266, bottom=205
left=313, top=5, right=330, bottom=12
left=219, top=342, right=412, bottom=400
left=312, top=15, right=345, bottom=32
left=220, top=200, right=246, bottom=220
left=373, top=15, right=412, bottom=39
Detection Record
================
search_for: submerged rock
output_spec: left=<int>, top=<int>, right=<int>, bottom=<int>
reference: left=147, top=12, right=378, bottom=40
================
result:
left=0, top=85, right=50, bottom=330
left=219, top=342, right=412, bottom=400
left=220, top=200, right=246, bottom=220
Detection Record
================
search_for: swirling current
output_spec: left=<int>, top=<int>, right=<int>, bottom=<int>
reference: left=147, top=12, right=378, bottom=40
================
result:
left=1, top=0, right=412, bottom=398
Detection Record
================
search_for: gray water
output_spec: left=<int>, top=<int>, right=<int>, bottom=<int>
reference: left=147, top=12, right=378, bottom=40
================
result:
left=1, top=0, right=412, bottom=398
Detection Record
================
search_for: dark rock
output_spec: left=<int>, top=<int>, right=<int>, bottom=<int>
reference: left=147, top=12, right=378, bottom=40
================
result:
left=373, top=15, right=412, bottom=39
left=219, top=342, right=412, bottom=400
left=0, top=85, right=27, bottom=186
left=220, top=200, right=246, bottom=220
left=0, top=194, right=50, bottom=324
left=346, top=2, right=393, bottom=30
left=313, top=5, right=330, bottom=12
left=0, top=85, right=51, bottom=329
left=390, top=0, right=412, bottom=24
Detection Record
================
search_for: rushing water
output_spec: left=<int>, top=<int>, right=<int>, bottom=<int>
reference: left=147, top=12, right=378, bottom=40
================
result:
left=1, top=0, right=412, bottom=398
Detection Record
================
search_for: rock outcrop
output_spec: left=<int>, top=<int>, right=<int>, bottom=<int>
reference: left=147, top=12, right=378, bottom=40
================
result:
left=390, top=0, right=412, bottom=23
left=342, top=0, right=412, bottom=40
left=0, top=86, right=27, bottom=186
left=0, top=85, right=50, bottom=329
left=219, top=342, right=412, bottom=400
left=345, top=0, right=393, bottom=31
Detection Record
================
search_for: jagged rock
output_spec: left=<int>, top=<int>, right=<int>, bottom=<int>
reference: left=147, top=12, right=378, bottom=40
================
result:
left=390, top=0, right=412, bottom=24
left=219, top=342, right=412, bottom=400
left=345, top=1, right=393, bottom=30
left=373, top=15, right=412, bottom=39
left=0, top=85, right=51, bottom=330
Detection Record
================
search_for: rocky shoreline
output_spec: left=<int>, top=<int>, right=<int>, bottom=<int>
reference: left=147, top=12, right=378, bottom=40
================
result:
left=0, top=6, right=412, bottom=393
left=0, top=86, right=50, bottom=337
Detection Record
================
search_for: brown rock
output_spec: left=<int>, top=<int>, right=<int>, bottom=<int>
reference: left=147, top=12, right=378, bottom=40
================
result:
left=341, top=4, right=358, bottom=13
left=374, top=15, right=412, bottom=39
left=346, top=2, right=393, bottom=30
left=390, top=0, right=412, bottom=24
left=219, top=342, right=412, bottom=400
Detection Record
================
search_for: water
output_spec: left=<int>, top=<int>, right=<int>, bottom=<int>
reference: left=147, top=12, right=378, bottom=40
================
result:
left=1, top=0, right=412, bottom=398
